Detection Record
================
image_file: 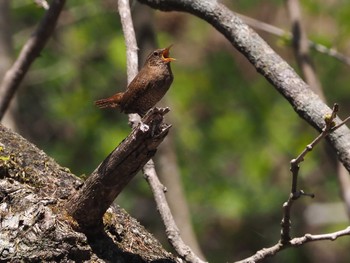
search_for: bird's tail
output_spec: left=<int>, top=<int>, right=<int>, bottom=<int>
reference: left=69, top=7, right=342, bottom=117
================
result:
left=95, top=93, right=123, bottom=109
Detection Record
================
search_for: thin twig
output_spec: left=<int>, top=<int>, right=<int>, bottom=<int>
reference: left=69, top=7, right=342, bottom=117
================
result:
left=286, top=0, right=350, bottom=222
left=117, top=1, right=206, bottom=262
left=280, top=104, right=348, bottom=244
left=235, top=226, right=350, bottom=263
left=239, top=105, right=350, bottom=262
left=143, top=161, right=207, bottom=263
left=0, top=0, right=66, bottom=121
left=237, top=13, right=350, bottom=67
left=285, top=0, right=324, bottom=99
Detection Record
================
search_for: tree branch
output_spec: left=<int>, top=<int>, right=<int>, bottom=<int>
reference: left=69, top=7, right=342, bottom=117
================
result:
left=66, top=108, right=171, bottom=230
left=236, top=13, right=350, bottom=67
left=137, top=0, right=350, bottom=173
left=235, top=226, right=350, bottom=263
left=238, top=105, right=350, bottom=262
left=117, top=0, right=142, bottom=126
left=118, top=1, right=206, bottom=262
left=143, top=161, right=207, bottom=263
left=118, top=0, right=139, bottom=82
left=285, top=0, right=324, bottom=100
left=285, top=0, right=350, bottom=221
left=0, top=0, right=66, bottom=121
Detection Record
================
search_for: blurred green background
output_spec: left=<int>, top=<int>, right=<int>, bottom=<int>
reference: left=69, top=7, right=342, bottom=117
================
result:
left=4, top=0, right=350, bottom=262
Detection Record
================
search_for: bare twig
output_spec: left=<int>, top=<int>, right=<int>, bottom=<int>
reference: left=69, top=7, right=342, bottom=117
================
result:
left=236, top=13, right=350, bottom=67
left=285, top=0, right=350, bottom=222
left=235, top=227, right=350, bottom=263
left=281, top=104, right=338, bottom=243
left=238, top=105, right=350, bottom=262
left=0, top=0, right=66, bottom=121
left=118, top=1, right=206, bottom=262
left=285, top=0, right=324, bottom=100
left=143, top=161, right=207, bottom=263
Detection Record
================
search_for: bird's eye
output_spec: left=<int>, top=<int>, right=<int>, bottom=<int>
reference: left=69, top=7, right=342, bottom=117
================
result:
left=153, top=51, right=159, bottom=56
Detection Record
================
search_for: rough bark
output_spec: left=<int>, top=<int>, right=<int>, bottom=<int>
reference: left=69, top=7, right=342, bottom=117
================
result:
left=66, top=107, right=171, bottom=231
left=0, top=123, right=176, bottom=262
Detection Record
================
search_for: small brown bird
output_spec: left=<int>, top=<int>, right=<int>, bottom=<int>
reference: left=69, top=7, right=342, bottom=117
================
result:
left=95, top=46, right=175, bottom=116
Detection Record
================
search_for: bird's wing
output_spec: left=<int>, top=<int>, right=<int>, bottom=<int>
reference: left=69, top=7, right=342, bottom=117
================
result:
left=121, top=70, right=154, bottom=109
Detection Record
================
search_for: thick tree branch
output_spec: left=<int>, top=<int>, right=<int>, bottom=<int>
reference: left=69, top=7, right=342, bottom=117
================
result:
left=137, top=0, right=350, bottom=173
left=0, top=0, right=65, bottom=121
left=66, top=108, right=171, bottom=230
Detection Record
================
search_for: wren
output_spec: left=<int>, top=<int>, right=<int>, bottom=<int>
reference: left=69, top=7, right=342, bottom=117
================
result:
left=95, top=46, right=175, bottom=116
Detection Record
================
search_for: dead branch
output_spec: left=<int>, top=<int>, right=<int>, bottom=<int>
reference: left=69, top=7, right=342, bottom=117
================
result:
left=0, top=0, right=65, bottom=120
left=66, top=108, right=171, bottom=230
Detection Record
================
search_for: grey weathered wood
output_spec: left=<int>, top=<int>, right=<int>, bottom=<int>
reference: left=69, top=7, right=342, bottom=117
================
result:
left=66, top=107, right=171, bottom=231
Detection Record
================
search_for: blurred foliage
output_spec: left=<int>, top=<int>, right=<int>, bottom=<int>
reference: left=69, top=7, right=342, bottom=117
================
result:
left=5, top=0, right=350, bottom=262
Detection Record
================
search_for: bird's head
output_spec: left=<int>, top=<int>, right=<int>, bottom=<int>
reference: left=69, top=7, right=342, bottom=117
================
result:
left=146, top=45, right=175, bottom=66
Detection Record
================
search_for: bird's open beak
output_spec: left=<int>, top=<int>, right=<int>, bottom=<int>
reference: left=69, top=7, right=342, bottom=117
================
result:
left=162, top=45, right=176, bottom=63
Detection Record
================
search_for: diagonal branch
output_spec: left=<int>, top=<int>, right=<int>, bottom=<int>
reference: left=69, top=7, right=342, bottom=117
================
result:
left=143, top=161, right=207, bottom=263
left=0, top=0, right=66, bottom=121
left=66, top=108, right=171, bottom=230
left=137, top=0, right=350, bottom=173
